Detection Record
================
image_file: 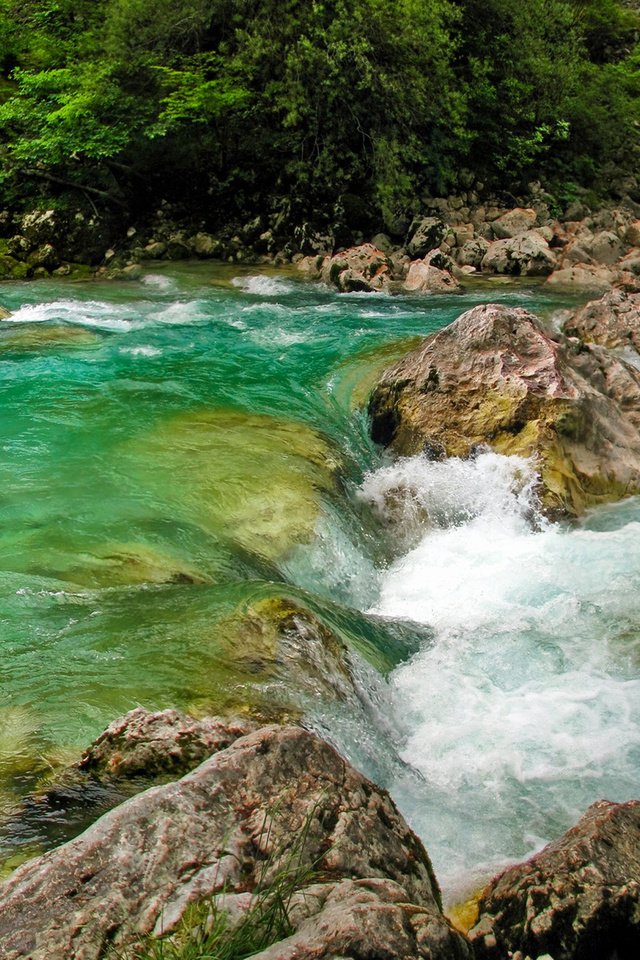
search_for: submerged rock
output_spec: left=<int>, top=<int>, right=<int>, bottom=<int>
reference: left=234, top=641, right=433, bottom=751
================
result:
left=469, top=800, right=640, bottom=960
left=0, top=724, right=469, bottom=960
left=123, top=409, right=342, bottom=562
left=368, top=303, right=640, bottom=516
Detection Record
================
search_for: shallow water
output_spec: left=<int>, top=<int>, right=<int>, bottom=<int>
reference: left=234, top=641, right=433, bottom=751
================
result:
left=1, top=262, right=637, bottom=898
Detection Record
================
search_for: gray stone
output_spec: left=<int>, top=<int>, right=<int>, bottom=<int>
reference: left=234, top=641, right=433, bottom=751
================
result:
left=491, top=207, right=537, bottom=239
left=469, top=800, right=640, bottom=960
left=0, top=725, right=465, bottom=960
left=481, top=234, right=556, bottom=276
left=406, top=217, right=448, bottom=259
left=78, top=708, right=256, bottom=780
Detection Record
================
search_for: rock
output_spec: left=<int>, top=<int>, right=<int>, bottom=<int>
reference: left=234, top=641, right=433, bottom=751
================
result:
left=458, top=237, right=490, bottom=268
left=469, top=800, right=640, bottom=960
left=582, top=229, right=624, bottom=265
left=0, top=724, right=469, bottom=960
left=370, top=231, right=394, bottom=254
left=452, top=223, right=475, bottom=248
left=402, top=254, right=462, bottom=294
left=144, top=240, right=168, bottom=258
left=6, top=235, right=31, bottom=258
left=624, top=220, right=640, bottom=246
left=27, top=243, right=59, bottom=271
left=293, top=222, right=334, bottom=256
left=368, top=302, right=640, bottom=516
left=491, top=207, right=538, bottom=239
left=165, top=235, right=191, bottom=260
left=0, top=256, right=29, bottom=281
left=406, top=217, right=448, bottom=259
left=563, top=240, right=593, bottom=265
left=546, top=265, right=616, bottom=289
left=0, top=324, right=100, bottom=353
left=0, top=305, right=10, bottom=319
left=123, top=409, right=342, bottom=561
left=251, top=877, right=472, bottom=960
left=321, top=243, right=393, bottom=292
left=481, top=234, right=556, bottom=276
left=19, top=209, right=58, bottom=245
left=78, top=708, right=256, bottom=780
left=564, top=289, right=640, bottom=354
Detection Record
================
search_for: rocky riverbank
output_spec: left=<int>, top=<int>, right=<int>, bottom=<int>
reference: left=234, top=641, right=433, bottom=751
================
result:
left=1, top=189, right=640, bottom=292
left=0, top=709, right=636, bottom=960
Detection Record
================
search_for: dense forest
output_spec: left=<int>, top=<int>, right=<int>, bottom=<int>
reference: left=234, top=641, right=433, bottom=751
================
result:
left=0, top=0, right=638, bottom=233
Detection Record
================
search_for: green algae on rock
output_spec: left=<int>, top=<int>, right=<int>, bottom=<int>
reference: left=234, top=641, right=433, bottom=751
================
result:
left=0, top=322, right=101, bottom=353
left=368, top=303, right=640, bottom=517
left=123, top=409, right=343, bottom=562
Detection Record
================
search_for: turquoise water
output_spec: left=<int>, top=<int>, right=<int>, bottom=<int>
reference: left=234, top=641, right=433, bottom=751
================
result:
left=1, top=264, right=638, bottom=897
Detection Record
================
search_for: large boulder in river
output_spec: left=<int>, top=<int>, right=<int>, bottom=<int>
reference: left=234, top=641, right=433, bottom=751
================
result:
left=368, top=303, right=640, bottom=517
left=564, top=289, right=640, bottom=354
left=0, top=723, right=470, bottom=960
left=469, top=799, right=640, bottom=960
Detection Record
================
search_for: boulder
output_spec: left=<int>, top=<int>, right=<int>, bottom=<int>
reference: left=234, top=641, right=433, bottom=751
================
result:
left=402, top=253, right=462, bottom=294
left=0, top=724, right=469, bottom=960
left=564, top=289, right=640, bottom=354
left=469, top=800, right=640, bottom=960
left=251, top=878, right=472, bottom=960
left=27, top=243, right=59, bottom=271
left=481, top=234, right=556, bottom=276
left=624, top=220, right=640, bottom=247
left=458, top=237, right=490, bottom=268
left=0, top=305, right=10, bottom=320
left=367, top=303, right=640, bottom=516
left=582, top=229, right=624, bottom=265
left=491, top=207, right=538, bottom=239
left=320, top=243, right=393, bottom=292
left=144, top=240, right=168, bottom=258
left=406, top=217, right=448, bottom=259
left=546, top=265, right=616, bottom=289
left=78, top=708, right=256, bottom=780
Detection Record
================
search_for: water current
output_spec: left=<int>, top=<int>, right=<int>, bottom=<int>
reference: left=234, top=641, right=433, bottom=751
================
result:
left=1, top=263, right=639, bottom=901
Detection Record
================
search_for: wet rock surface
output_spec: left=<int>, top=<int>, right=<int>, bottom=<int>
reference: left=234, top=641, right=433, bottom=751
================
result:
left=0, top=723, right=468, bottom=960
left=368, top=302, right=640, bottom=516
left=469, top=800, right=640, bottom=960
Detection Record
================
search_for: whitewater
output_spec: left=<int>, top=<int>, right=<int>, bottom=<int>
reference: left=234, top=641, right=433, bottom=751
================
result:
left=0, top=263, right=638, bottom=902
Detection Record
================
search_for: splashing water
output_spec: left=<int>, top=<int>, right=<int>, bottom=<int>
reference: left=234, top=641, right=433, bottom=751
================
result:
left=360, top=451, right=640, bottom=894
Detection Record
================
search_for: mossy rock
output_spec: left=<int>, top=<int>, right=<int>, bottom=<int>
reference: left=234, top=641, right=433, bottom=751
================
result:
left=123, top=409, right=343, bottom=561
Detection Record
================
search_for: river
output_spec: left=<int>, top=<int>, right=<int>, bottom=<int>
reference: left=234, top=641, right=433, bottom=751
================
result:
left=1, top=263, right=639, bottom=901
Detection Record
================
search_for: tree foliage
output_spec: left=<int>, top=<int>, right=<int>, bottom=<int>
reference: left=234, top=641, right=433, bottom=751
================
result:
left=0, top=0, right=637, bottom=226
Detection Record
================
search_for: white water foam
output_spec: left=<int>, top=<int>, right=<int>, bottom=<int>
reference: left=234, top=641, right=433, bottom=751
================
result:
left=5, top=300, right=139, bottom=332
left=141, top=273, right=175, bottom=290
left=231, top=275, right=295, bottom=296
left=358, top=452, right=640, bottom=893
left=119, top=345, right=162, bottom=358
